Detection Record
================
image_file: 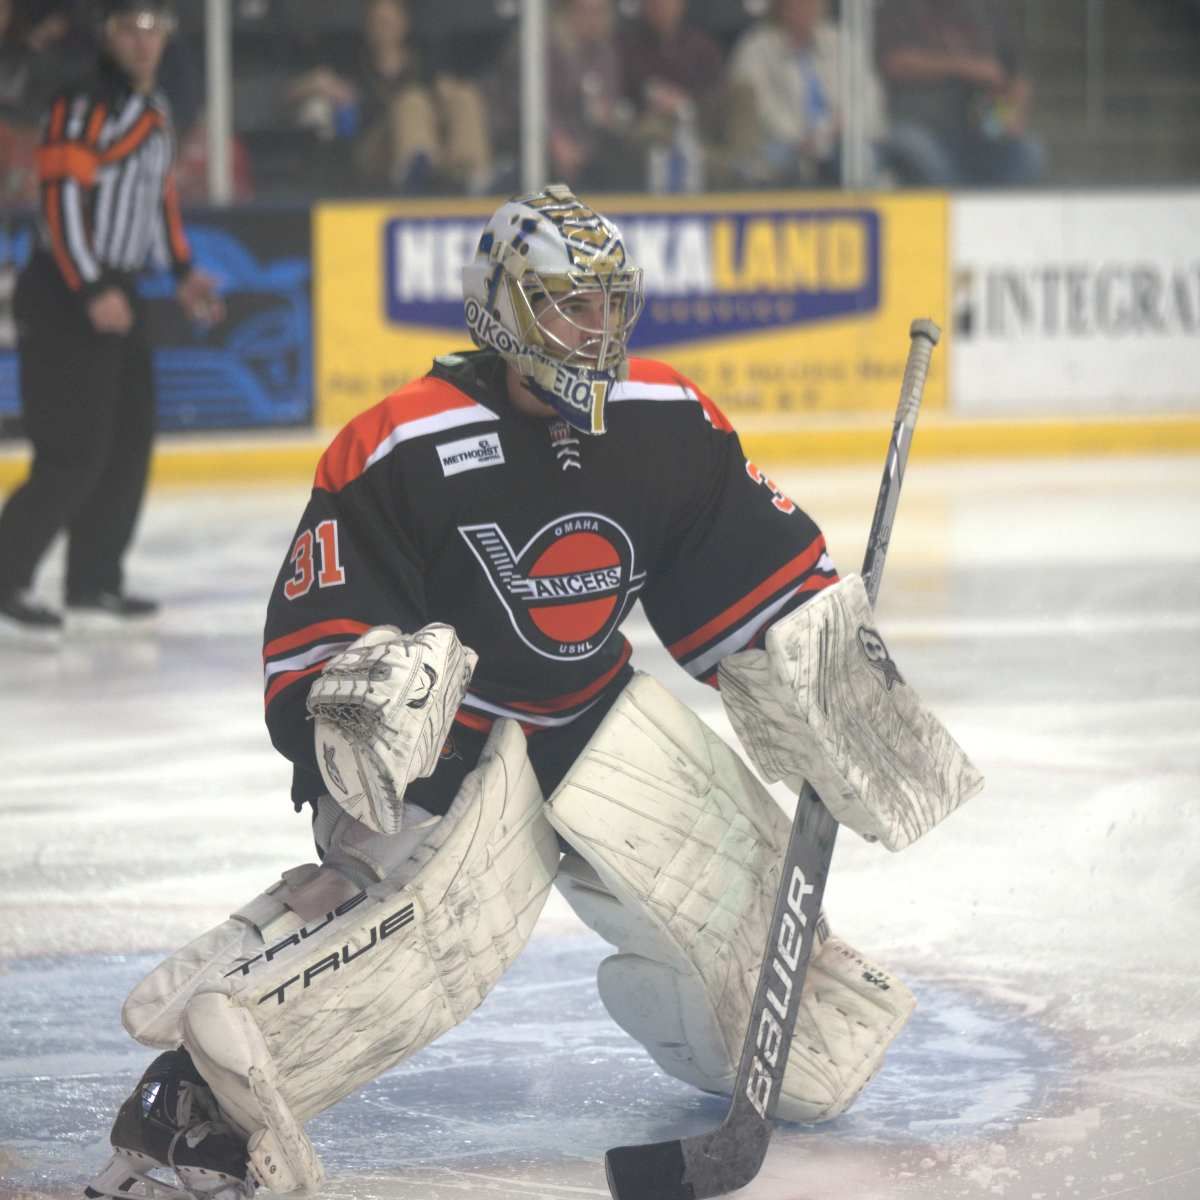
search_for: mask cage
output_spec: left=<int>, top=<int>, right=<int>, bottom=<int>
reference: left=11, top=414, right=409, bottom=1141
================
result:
left=508, top=266, right=644, bottom=373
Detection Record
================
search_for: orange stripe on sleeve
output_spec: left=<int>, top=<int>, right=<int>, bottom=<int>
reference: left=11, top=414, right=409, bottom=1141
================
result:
left=454, top=709, right=493, bottom=734
left=100, top=110, right=162, bottom=164
left=43, top=181, right=82, bottom=291
left=264, top=662, right=326, bottom=709
left=35, top=143, right=99, bottom=185
left=162, top=172, right=190, bottom=264
left=667, top=536, right=832, bottom=659
left=263, top=618, right=371, bottom=662
left=47, top=97, right=67, bottom=141
left=85, top=102, right=108, bottom=146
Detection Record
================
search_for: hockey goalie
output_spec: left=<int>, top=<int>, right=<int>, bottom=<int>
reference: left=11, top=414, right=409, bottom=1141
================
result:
left=86, top=184, right=982, bottom=1200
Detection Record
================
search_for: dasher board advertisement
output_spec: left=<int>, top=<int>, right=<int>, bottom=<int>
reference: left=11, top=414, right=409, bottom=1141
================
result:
left=0, top=207, right=313, bottom=438
left=315, top=192, right=947, bottom=430
left=952, top=192, right=1200, bottom=415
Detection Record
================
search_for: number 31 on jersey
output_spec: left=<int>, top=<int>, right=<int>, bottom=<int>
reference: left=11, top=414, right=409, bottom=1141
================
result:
left=283, top=519, right=346, bottom=599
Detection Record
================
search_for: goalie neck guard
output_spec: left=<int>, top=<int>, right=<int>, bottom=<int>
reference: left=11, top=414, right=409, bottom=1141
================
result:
left=461, top=184, right=644, bottom=435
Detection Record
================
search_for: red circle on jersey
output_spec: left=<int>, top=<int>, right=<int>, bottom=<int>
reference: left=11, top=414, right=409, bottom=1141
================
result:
left=528, top=532, right=621, bottom=644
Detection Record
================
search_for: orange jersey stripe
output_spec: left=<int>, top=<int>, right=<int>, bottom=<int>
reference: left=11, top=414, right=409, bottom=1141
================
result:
left=625, top=356, right=686, bottom=386
left=453, top=709, right=546, bottom=738
left=100, top=110, right=162, bottom=164
left=162, top=172, right=189, bottom=263
left=44, top=181, right=81, bottom=290
left=47, top=97, right=67, bottom=141
left=625, top=357, right=733, bottom=431
left=668, top=536, right=831, bottom=659
left=263, top=618, right=371, bottom=662
left=499, top=641, right=632, bottom=715
left=35, top=143, right=99, bottom=186
left=315, top=376, right=491, bottom=493
left=264, top=661, right=325, bottom=708
left=454, top=709, right=493, bottom=733
left=85, top=102, right=108, bottom=146
left=696, top=390, right=734, bottom=432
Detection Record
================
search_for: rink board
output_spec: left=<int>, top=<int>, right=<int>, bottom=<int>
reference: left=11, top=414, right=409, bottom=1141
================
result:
left=314, top=190, right=950, bottom=430
left=3, top=413, right=1200, bottom=493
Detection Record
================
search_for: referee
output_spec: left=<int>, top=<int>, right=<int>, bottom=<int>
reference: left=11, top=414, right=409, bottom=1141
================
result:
left=0, top=0, right=221, bottom=639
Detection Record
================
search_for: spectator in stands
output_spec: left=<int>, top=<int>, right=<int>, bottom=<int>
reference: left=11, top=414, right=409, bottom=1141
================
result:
left=876, top=0, right=1045, bottom=186
left=0, top=0, right=61, bottom=200
left=488, top=0, right=639, bottom=193
left=617, top=0, right=725, bottom=192
left=174, top=117, right=255, bottom=203
left=285, top=0, right=491, bottom=195
left=1, top=0, right=61, bottom=121
left=727, top=0, right=883, bottom=187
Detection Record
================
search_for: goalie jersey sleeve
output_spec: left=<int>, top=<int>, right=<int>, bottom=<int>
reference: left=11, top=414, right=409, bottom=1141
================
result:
left=261, top=406, right=431, bottom=800
left=631, top=362, right=839, bottom=685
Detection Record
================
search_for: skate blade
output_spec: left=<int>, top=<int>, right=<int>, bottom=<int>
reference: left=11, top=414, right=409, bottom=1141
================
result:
left=84, top=1152, right=250, bottom=1200
left=84, top=1151, right=188, bottom=1200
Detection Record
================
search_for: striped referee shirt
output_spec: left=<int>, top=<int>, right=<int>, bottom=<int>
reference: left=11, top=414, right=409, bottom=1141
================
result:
left=35, top=54, right=191, bottom=298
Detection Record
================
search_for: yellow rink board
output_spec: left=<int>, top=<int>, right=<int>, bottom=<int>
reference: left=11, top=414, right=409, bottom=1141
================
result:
left=4, top=415, right=1200, bottom=493
left=314, top=191, right=950, bottom=429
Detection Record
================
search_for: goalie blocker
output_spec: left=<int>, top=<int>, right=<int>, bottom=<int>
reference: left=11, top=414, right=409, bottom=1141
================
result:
left=720, top=574, right=984, bottom=851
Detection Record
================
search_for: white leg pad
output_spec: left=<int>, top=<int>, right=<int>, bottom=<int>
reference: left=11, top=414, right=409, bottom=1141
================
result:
left=182, top=993, right=324, bottom=1195
left=549, top=674, right=915, bottom=1122
left=127, top=720, right=558, bottom=1192
left=122, top=805, right=440, bottom=1051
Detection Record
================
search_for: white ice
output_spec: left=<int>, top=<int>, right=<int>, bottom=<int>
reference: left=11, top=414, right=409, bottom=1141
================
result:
left=1, top=454, right=1198, bottom=1200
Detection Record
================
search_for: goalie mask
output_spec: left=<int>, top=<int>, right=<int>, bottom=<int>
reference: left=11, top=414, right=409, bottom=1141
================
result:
left=462, top=184, right=644, bottom=435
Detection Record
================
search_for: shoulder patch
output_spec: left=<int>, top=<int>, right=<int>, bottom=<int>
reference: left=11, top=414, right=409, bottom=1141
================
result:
left=316, top=376, right=497, bottom=492
left=437, top=431, right=505, bottom=477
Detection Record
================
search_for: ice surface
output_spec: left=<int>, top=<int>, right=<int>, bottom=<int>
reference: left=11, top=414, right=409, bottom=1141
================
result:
left=1, top=455, right=1198, bottom=1200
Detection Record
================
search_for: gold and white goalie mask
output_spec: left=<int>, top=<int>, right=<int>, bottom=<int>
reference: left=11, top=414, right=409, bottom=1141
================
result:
left=461, top=183, right=644, bottom=435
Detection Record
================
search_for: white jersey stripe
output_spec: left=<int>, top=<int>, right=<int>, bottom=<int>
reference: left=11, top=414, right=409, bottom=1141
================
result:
left=263, top=639, right=356, bottom=682
left=61, top=179, right=101, bottom=283
left=683, top=581, right=819, bottom=679
left=609, top=380, right=697, bottom=403
left=462, top=691, right=604, bottom=728
left=363, top=402, right=499, bottom=472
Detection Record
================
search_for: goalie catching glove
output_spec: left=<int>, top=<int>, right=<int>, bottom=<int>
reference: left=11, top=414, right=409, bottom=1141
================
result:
left=306, top=623, right=477, bottom=836
left=720, top=574, right=983, bottom=851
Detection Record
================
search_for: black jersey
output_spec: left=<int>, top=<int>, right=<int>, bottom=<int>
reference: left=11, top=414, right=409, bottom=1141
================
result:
left=263, top=350, right=838, bottom=804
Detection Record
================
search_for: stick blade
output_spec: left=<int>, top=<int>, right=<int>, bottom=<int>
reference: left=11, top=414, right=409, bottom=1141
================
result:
left=605, top=1118, right=771, bottom=1200
left=606, top=1140, right=691, bottom=1200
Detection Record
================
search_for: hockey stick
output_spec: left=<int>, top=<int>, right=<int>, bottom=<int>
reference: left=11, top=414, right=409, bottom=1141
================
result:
left=604, top=318, right=941, bottom=1200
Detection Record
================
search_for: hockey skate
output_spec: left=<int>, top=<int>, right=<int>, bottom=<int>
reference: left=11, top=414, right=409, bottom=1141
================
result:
left=85, top=1050, right=254, bottom=1200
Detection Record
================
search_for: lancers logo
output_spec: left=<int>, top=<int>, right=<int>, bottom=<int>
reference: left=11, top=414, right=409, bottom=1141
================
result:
left=460, top=513, right=645, bottom=660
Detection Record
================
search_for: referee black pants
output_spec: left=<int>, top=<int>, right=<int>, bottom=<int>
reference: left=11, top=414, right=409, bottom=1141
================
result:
left=0, top=253, right=155, bottom=601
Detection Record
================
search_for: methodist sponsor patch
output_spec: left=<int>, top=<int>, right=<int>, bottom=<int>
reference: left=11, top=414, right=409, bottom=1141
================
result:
left=459, top=513, right=645, bottom=660
left=437, top=432, right=504, bottom=476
